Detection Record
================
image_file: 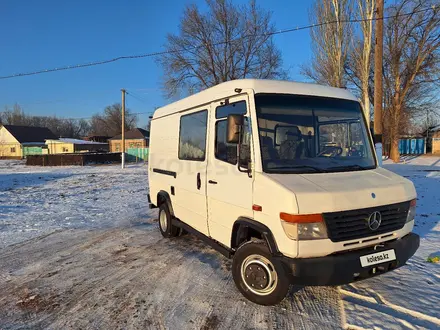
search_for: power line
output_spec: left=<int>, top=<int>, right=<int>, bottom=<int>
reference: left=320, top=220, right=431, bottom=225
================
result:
left=0, top=109, right=154, bottom=121
left=67, top=110, right=153, bottom=121
left=125, top=90, right=149, bottom=104
left=0, top=6, right=435, bottom=80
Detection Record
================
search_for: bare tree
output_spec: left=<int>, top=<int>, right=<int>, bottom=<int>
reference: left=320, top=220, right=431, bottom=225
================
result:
left=302, top=0, right=353, bottom=88
left=1, top=104, right=31, bottom=125
left=346, top=0, right=375, bottom=124
left=383, top=0, right=440, bottom=162
left=159, top=0, right=287, bottom=98
left=89, top=103, right=137, bottom=137
left=0, top=104, right=90, bottom=138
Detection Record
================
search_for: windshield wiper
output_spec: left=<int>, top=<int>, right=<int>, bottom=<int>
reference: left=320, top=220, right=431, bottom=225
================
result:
left=269, top=165, right=327, bottom=173
left=326, top=164, right=372, bottom=172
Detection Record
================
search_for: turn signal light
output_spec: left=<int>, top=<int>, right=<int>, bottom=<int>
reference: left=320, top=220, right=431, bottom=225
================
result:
left=279, top=213, right=323, bottom=223
left=410, top=199, right=417, bottom=207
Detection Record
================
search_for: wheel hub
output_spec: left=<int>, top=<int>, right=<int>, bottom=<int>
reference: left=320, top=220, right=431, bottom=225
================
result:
left=244, top=264, right=269, bottom=289
left=159, top=209, right=168, bottom=231
left=240, top=254, right=278, bottom=296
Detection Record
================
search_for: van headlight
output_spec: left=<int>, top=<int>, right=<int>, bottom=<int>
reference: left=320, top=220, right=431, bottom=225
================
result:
left=280, top=213, right=328, bottom=240
left=406, top=199, right=416, bottom=223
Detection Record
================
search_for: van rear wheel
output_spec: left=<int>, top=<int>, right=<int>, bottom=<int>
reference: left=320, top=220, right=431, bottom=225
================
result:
left=158, top=203, right=179, bottom=238
left=232, top=241, right=290, bottom=305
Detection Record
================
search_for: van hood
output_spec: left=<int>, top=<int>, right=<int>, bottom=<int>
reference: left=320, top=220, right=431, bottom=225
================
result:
left=267, top=167, right=416, bottom=214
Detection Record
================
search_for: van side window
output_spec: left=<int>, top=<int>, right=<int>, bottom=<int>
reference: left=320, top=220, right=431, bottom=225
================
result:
left=215, top=120, right=237, bottom=164
left=215, top=117, right=251, bottom=165
left=239, top=118, right=251, bottom=167
left=179, top=110, right=208, bottom=161
left=214, top=100, right=248, bottom=164
left=216, top=101, right=247, bottom=119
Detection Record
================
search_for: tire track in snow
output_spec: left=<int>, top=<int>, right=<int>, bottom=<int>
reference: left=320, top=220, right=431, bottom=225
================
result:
left=0, top=226, right=346, bottom=329
left=340, top=288, right=440, bottom=329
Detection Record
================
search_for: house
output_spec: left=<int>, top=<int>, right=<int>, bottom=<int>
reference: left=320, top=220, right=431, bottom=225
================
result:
left=0, top=124, right=57, bottom=159
left=83, top=135, right=111, bottom=143
left=430, top=125, right=440, bottom=154
left=45, top=138, right=108, bottom=154
left=108, top=128, right=149, bottom=152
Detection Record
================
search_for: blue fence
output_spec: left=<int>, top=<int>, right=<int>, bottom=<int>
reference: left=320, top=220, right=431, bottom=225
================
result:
left=398, top=138, right=425, bottom=155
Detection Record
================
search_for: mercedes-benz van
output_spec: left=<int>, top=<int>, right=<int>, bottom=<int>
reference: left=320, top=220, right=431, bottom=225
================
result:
left=148, top=79, right=419, bottom=305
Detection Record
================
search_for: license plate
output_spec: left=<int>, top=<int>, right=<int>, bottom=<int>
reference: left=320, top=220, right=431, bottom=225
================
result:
left=360, top=249, right=396, bottom=267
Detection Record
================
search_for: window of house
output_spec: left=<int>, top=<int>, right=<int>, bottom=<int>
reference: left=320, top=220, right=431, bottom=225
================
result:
left=179, top=110, right=208, bottom=161
left=10, top=147, right=16, bottom=153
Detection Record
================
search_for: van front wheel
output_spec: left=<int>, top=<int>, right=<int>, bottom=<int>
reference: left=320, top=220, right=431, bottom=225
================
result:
left=158, top=203, right=179, bottom=238
left=232, top=241, right=290, bottom=305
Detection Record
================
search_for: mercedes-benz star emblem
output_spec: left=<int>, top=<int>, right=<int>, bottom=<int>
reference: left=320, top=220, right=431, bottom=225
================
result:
left=368, top=211, right=382, bottom=230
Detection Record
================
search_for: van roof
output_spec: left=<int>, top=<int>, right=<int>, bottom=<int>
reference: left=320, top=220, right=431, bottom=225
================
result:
left=153, top=79, right=358, bottom=119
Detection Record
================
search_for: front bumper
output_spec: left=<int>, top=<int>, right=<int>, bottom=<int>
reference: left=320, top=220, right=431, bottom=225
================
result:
left=280, top=232, right=420, bottom=286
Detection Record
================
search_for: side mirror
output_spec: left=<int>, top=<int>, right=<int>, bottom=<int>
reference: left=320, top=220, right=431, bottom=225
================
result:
left=227, top=114, right=244, bottom=144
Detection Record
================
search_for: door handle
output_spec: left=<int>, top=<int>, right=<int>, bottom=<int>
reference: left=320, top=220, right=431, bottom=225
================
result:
left=208, top=180, right=218, bottom=184
left=197, top=173, right=201, bottom=190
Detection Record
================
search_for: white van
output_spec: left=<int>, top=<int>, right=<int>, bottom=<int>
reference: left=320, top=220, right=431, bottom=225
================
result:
left=148, top=79, right=419, bottom=305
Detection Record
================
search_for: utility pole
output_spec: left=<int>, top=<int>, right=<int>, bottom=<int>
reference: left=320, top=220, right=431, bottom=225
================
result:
left=374, top=0, right=384, bottom=166
left=426, top=109, right=429, bottom=154
left=121, top=89, right=126, bottom=169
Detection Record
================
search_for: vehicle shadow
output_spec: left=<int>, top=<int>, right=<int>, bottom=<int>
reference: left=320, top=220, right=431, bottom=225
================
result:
left=165, top=233, right=343, bottom=328
left=400, top=155, right=421, bottom=162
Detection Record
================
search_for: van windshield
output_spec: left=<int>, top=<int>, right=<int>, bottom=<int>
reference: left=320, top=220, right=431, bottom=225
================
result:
left=255, top=93, right=376, bottom=174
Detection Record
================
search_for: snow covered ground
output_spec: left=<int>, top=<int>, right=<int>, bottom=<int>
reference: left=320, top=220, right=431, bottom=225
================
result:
left=0, top=160, right=154, bottom=248
left=0, top=157, right=438, bottom=329
left=341, top=156, right=440, bottom=329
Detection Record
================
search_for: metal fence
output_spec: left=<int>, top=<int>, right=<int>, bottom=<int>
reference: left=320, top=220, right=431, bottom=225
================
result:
left=23, top=146, right=43, bottom=157
left=398, top=138, right=426, bottom=155
left=126, top=148, right=149, bottom=162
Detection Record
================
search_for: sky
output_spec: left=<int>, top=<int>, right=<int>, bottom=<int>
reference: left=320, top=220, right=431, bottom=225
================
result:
left=0, top=0, right=313, bottom=126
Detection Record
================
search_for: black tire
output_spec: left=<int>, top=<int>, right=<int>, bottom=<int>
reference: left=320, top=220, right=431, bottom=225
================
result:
left=232, top=241, right=290, bottom=305
left=158, top=203, right=179, bottom=238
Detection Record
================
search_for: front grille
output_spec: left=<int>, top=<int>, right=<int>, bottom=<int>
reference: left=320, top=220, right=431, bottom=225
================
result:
left=323, top=201, right=410, bottom=242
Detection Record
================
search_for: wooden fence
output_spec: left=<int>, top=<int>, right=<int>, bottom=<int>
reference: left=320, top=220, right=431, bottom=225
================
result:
left=26, top=153, right=121, bottom=166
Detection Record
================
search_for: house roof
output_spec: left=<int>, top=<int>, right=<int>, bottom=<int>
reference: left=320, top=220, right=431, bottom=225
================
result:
left=109, top=128, right=150, bottom=140
left=153, top=79, right=358, bottom=119
left=45, top=138, right=107, bottom=145
left=2, top=125, right=57, bottom=143
left=430, top=125, right=440, bottom=132
left=83, top=135, right=111, bottom=140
